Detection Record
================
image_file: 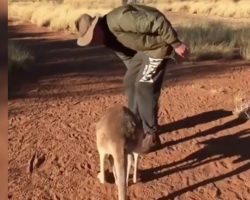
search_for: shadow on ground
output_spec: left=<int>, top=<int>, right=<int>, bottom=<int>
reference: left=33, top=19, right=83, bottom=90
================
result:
left=155, top=127, right=250, bottom=199
left=155, top=110, right=246, bottom=150
left=142, top=110, right=249, bottom=199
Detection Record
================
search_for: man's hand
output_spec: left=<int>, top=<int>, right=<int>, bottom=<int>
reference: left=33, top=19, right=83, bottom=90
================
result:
left=174, top=43, right=189, bottom=59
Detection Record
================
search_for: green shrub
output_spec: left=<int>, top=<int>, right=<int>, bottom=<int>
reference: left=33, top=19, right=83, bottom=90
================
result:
left=8, top=41, right=34, bottom=74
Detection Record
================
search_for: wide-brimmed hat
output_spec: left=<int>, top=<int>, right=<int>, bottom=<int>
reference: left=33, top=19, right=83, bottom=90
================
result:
left=75, top=13, right=99, bottom=46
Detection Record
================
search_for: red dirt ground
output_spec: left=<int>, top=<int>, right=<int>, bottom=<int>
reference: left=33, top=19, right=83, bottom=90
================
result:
left=8, top=20, right=250, bottom=200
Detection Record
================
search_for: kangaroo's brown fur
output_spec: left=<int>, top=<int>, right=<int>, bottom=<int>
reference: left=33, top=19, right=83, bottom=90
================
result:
left=96, top=105, right=144, bottom=200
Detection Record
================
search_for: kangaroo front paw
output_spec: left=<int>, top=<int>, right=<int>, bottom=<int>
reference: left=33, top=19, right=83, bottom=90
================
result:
left=133, top=176, right=137, bottom=184
left=97, top=172, right=105, bottom=184
left=115, top=179, right=118, bottom=186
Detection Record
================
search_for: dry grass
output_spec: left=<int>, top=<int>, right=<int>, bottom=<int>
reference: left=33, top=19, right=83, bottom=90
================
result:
left=9, top=1, right=118, bottom=31
left=233, top=92, right=250, bottom=120
left=8, top=0, right=250, bottom=31
left=8, top=0, right=250, bottom=61
left=156, top=0, right=250, bottom=18
left=67, top=0, right=250, bottom=18
left=178, top=24, right=250, bottom=60
left=237, top=28, right=250, bottom=60
left=240, top=43, right=250, bottom=60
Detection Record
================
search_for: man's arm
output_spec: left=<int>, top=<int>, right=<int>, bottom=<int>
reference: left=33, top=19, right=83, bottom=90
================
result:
left=150, top=14, right=189, bottom=58
left=107, top=5, right=189, bottom=56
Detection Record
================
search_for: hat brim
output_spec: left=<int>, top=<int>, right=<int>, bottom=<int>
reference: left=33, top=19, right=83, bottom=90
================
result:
left=77, top=16, right=99, bottom=46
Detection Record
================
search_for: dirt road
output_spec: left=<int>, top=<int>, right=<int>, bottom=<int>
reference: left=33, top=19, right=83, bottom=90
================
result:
left=8, top=20, right=250, bottom=200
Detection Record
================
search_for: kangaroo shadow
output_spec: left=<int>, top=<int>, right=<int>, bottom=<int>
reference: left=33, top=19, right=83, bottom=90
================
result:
left=141, top=127, right=250, bottom=199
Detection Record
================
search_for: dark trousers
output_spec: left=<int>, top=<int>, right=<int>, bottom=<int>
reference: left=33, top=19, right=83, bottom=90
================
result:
left=116, top=51, right=167, bottom=134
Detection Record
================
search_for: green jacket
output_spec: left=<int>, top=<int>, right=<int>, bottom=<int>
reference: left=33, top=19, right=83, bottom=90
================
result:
left=106, top=4, right=181, bottom=58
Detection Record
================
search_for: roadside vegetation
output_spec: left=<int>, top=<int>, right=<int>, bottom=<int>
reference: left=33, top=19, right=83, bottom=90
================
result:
left=8, top=0, right=250, bottom=61
left=178, top=23, right=250, bottom=60
left=8, top=41, right=34, bottom=75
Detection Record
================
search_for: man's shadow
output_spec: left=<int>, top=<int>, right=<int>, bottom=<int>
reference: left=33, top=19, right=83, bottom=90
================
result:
left=141, top=128, right=250, bottom=181
left=103, top=110, right=249, bottom=189
left=158, top=109, right=232, bottom=134
left=147, top=128, right=250, bottom=199
left=154, top=110, right=246, bottom=151
left=139, top=109, right=249, bottom=200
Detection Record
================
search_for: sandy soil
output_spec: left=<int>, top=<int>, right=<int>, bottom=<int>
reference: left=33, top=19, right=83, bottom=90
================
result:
left=8, top=19, right=250, bottom=200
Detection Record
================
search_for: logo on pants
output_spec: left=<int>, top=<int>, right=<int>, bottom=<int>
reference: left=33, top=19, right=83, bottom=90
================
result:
left=139, top=58, right=163, bottom=83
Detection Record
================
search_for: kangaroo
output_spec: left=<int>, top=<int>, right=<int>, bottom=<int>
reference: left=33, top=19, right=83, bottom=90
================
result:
left=96, top=105, right=144, bottom=200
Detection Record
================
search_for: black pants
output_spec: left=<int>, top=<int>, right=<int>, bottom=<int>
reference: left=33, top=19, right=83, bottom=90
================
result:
left=116, top=51, right=167, bottom=134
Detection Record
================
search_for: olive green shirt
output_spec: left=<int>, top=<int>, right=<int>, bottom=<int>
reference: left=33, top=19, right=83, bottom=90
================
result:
left=106, top=4, right=181, bottom=58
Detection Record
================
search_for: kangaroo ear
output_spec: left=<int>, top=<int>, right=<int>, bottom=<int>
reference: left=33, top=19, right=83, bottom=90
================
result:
left=75, top=17, right=80, bottom=31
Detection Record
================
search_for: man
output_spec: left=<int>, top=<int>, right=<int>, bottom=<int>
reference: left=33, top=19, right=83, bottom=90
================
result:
left=75, top=4, right=189, bottom=152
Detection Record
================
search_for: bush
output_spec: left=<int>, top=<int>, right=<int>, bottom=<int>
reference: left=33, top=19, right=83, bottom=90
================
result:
left=8, top=41, right=34, bottom=74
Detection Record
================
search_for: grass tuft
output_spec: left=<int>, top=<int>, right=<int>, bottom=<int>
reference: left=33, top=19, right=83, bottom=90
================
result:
left=8, top=0, right=250, bottom=61
left=8, top=41, right=34, bottom=74
left=236, top=27, right=250, bottom=60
